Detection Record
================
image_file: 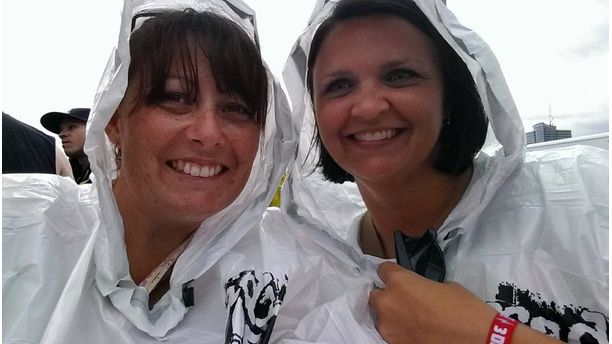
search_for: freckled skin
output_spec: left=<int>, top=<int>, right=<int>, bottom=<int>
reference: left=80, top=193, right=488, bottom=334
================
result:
left=107, top=51, right=261, bottom=234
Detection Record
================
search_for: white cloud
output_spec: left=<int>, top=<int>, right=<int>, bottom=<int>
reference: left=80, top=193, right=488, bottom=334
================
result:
left=448, top=0, right=608, bottom=137
left=3, top=0, right=607, bottom=139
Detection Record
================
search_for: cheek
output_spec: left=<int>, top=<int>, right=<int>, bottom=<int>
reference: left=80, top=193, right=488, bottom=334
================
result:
left=315, top=103, right=342, bottom=139
left=120, top=120, right=163, bottom=160
left=402, top=96, right=444, bottom=132
left=232, top=128, right=261, bottom=166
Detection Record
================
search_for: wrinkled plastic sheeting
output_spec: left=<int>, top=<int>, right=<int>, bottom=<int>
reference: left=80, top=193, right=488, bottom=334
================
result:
left=3, top=174, right=97, bottom=343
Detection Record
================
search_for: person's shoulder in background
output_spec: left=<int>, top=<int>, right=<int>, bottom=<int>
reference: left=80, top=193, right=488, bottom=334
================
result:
left=3, top=112, right=56, bottom=174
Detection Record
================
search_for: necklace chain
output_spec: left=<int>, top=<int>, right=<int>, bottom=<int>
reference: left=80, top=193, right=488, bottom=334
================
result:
left=139, top=232, right=194, bottom=293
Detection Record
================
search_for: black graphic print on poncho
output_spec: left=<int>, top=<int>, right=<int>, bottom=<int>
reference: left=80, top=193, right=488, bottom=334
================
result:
left=224, top=270, right=288, bottom=344
left=488, top=283, right=608, bottom=343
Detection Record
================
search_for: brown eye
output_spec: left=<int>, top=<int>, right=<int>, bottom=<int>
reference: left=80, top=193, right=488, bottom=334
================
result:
left=385, top=69, right=417, bottom=85
left=324, top=78, right=354, bottom=97
left=158, top=92, right=194, bottom=114
left=164, top=93, right=189, bottom=103
left=221, top=102, right=255, bottom=122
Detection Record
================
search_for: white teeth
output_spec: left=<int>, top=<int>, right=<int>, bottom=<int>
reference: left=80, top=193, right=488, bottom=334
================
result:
left=199, top=165, right=222, bottom=177
left=354, top=129, right=398, bottom=142
left=199, top=166, right=210, bottom=177
left=172, top=160, right=223, bottom=178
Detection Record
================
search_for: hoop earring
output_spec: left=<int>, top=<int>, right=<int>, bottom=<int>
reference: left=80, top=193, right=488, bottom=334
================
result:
left=113, top=144, right=123, bottom=169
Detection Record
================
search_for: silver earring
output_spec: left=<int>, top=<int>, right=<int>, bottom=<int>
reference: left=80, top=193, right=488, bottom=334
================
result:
left=113, top=144, right=122, bottom=168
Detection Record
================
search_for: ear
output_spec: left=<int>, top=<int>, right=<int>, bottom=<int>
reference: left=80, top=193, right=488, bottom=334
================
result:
left=105, top=112, right=121, bottom=146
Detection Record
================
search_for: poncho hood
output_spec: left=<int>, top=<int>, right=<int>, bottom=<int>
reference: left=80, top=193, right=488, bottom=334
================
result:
left=281, top=0, right=526, bottom=242
left=62, top=0, right=296, bottom=337
left=279, top=5, right=608, bottom=342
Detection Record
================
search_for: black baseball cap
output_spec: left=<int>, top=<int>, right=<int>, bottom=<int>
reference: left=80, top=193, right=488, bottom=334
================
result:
left=40, top=108, right=90, bottom=134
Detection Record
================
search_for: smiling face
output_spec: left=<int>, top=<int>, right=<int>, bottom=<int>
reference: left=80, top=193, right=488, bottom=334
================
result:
left=107, top=51, right=261, bottom=231
left=312, top=15, right=445, bottom=185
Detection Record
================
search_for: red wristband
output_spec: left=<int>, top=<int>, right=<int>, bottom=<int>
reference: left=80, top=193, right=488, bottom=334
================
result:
left=486, top=313, right=518, bottom=344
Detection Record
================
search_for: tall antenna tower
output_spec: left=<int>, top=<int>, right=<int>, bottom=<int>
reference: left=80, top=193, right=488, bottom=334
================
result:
left=548, top=103, right=554, bottom=126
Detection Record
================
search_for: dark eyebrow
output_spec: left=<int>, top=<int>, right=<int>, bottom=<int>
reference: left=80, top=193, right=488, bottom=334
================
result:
left=380, top=57, right=434, bottom=77
left=318, top=69, right=353, bottom=80
left=381, top=55, right=431, bottom=70
left=381, top=60, right=409, bottom=70
left=320, top=57, right=421, bottom=79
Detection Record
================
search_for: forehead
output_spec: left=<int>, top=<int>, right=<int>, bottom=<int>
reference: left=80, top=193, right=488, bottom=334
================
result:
left=316, top=15, right=437, bottom=69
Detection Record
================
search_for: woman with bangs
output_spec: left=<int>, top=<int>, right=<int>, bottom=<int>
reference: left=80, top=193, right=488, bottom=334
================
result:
left=5, top=1, right=409, bottom=342
left=3, top=2, right=291, bottom=343
left=108, top=10, right=267, bottom=301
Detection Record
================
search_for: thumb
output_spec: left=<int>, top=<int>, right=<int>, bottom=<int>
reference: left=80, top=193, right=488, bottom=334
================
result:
left=377, top=261, right=419, bottom=283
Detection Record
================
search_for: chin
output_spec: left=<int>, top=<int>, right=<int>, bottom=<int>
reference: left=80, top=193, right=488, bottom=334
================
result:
left=354, top=167, right=411, bottom=184
left=178, top=199, right=231, bottom=218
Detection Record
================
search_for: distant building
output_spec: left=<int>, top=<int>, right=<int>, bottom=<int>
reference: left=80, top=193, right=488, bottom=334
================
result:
left=526, top=122, right=572, bottom=144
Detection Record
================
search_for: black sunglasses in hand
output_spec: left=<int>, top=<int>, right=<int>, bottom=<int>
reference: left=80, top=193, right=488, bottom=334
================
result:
left=394, top=229, right=446, bottom=282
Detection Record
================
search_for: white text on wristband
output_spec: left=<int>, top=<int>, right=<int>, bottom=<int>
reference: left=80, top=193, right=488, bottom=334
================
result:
left=487, top=313, right=518, bottom=344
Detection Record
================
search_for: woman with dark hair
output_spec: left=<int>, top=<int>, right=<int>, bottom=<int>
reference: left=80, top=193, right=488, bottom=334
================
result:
left=283, top=0, right=608, bottom=343
left=4, top=1, right=415, bottom=342
left=3, top=1, right=281, bottom=342
left=3, top=1, right=324, bottom=342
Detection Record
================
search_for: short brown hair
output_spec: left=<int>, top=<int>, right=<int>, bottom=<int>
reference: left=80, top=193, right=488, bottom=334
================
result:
left=307, top=0, right=488, bottom=183
left=128, top=9, right=268, bottom=125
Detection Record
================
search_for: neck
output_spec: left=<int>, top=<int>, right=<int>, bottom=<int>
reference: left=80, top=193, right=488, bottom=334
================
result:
left=358, top=166, right=472, bottom=259
left=77, top=154, right=89, bottom=167
left=113, top=183, right=198, bottom=284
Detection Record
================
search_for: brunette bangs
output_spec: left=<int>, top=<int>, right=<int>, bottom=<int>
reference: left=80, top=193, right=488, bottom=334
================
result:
left=128, top=9, right=268, bottom=124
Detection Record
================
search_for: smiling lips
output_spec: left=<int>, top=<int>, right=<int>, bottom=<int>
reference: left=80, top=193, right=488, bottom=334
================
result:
left=352, top=129, right=400, bottom=142
left=171, top=159, right=224, bottom=178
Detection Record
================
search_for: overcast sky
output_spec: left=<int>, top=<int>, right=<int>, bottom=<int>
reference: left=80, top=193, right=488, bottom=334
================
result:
left=2, top=0, right=609, bottom=138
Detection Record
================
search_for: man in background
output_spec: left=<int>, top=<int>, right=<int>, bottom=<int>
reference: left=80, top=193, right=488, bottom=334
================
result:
left=3, top=112, right=72, bottom=177
left=41, top=108, right=91, bottom=184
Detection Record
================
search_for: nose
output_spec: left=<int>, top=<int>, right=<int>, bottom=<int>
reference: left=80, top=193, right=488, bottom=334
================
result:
left=350, top=85, right=390, bottom=121
left=185, top=109, right=225, bottom=147
left=59, top=128, right=68, bottom=138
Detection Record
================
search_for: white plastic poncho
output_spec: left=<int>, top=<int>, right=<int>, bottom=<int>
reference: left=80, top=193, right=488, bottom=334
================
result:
left=282, top=0, right=609, bottom=343
left=3, top=0, right=383, bottom=343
